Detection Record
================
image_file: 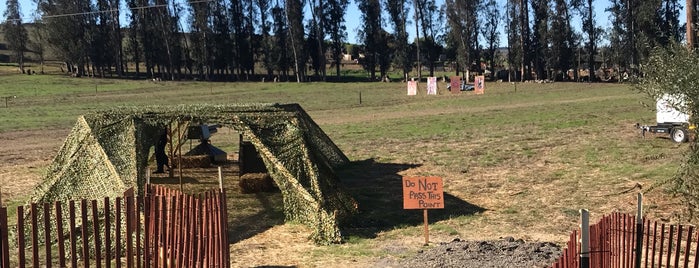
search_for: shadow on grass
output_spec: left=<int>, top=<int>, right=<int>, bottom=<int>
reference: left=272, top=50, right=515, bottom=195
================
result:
left=227, top=191, right=285, bottom=244
left=338, top=158, right=486, bottom=239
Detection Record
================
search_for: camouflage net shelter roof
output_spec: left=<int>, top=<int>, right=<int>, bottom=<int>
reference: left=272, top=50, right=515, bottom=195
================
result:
left=30, top=103, right=357, bottom=244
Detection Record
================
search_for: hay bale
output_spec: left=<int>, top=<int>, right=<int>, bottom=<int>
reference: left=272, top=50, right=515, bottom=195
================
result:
left=171, top=155, right=211, bottom=168
left=239, top=173, right=276, bottom=193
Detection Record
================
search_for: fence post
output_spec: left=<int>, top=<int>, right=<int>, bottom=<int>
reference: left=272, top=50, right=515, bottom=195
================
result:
left=581, top=209, right=590, bottom=268
left=635, top=193, right=643, bottom=268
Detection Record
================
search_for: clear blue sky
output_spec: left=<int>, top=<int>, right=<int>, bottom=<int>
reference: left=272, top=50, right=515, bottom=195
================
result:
left=3, top=0, right=687, bottom=45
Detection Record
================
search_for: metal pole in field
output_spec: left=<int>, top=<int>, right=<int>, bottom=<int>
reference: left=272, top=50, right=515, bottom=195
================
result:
left=635, top=193, right=643, bottom=268
left=580, top=209, right=590, bottom=268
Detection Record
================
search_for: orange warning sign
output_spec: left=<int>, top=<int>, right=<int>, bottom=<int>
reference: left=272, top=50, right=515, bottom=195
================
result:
left=402, top=177, right=444, bottom=209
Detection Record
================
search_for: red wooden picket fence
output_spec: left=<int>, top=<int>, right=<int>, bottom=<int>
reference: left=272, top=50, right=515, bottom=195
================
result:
left=550, top=212, right=699, bottom=268
left=0, top=184, right=229, bottom=268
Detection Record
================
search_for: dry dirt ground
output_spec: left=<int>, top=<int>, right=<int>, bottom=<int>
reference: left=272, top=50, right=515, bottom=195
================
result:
left=0, top=128, right=565, bottom=267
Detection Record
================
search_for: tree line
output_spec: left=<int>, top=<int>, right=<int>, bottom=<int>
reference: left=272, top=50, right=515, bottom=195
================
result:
left=0, top=0, right=692, bottom=82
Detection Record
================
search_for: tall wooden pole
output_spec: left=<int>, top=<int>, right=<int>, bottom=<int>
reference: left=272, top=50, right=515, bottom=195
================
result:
left=688, top=0, right=695, bottom=48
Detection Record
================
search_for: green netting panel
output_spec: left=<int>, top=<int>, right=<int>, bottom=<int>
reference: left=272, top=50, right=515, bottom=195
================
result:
left=31, top=116, right=127, bottom=203
left=30, top=103, right=357, bottom=244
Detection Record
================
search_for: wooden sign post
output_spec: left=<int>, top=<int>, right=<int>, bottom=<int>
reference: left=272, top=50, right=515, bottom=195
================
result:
left=403, top=176, right=444, bottom=245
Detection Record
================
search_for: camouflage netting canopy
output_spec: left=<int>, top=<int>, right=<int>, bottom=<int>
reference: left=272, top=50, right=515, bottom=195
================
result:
left=30, top=103, right=357, bottom=244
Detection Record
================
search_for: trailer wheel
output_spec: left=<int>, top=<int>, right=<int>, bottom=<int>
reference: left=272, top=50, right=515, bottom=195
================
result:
left=671, top=127, right=688, bottom=143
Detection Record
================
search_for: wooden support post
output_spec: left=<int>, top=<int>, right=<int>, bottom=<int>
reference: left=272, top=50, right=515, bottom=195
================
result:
left=689, top=0, right=695, bottom=48
left=580, top=209, right=590, bottom=268
left=218, top=166, right=223, bottom=193
left=423, top=209, right=429, bottom=246
left=635, top=193, right=643, bottom=268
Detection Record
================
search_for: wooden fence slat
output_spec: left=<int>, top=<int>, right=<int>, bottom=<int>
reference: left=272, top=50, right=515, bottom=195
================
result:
left=176, top=194, right=184, bottom=268
left=197, top=194, right=203, bottom=268
left=126, top=197, right=134, bottom=268
left=0, top=207, right=10, bottom=268
left=31, top=203, right=39, bottom=268
left=222, top=190, right=230, bottom=268
left=668, top=225, right=675, bottom=267
left=55, top=202, right=66, bottom=268
left=81, top=199, right=89, bottom=268
left=105, top=197, right=112, bottom=268
left=42, top=203, right=51, bottom=268
left=144, top=194, right=151, bottom=268
left=17, top=206, right=26, bottom=267
left=116, top=198, right=122, bottom=268
left=152, top=197, right=160, bottom=268
left=652, top=221, right=658, bottom=268
left=684, top=225, right=693, bottom=268
left=660, top=224, right=667, bottom=268
left=694, top=229, right=699, bottom=268
left=137, top=196, right=142, bottom=268
left=169, top=196, right=176, bottom=268
left=676, top=225, right=683, bottom=268
left=92, top=200, right=102, bottom=268
left=645, top=218, right=650, bottom=268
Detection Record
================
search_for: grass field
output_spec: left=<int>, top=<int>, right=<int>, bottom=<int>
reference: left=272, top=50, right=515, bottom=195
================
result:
left=0, top=73, right=691, bottom=266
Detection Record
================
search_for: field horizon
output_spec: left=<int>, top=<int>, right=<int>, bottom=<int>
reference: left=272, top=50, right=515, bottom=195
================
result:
left=0, top=73, right=690, bottom=266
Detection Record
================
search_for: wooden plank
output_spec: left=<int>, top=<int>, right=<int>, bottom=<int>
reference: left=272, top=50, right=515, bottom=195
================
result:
left=137, top=196, right=142, bottom=268
left=105, top=197, right=112, bottom=268
left=645, top=219, right=650, bottom=268
left=676, top=225, right=683, bottom=268
left=684, top=225, right=693, bottom=268
left=196, top=194, right=203, bottom=268
left=17, top=206, right=26, bottom=267
left=169, top=196, right=176, bottom=268
left=43, top=203, right=51, bottom=268
left=652, top=221, right=658, bottom=268
left=127, top=197, right=134, bottom=268
left=144, top=195, right=151, bottom=268
left=221, top=190, right=230, bottom=268
left=55, top=202, right=66, bottom=268
left=116, top=198, right=122, bottom=268
left=153, top=197, right=161, bottom=268
left=69, top=201, right=78, bottom=268
left=659, top=224, right=666, bottom=268
left=81, top=199, right=89, bottom=268
left=179, top=195, right=193, bottom=267
left=31, top=203, right=39, bottom=268
left=668, top=225, right=675, bottom=267
left=92, top=200, right=102, bottom=268
left=0, top=207, right=10, bottom=268
left=176, top=194, right=184, bottom=268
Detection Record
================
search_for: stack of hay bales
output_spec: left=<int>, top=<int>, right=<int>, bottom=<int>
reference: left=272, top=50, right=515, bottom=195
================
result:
left=171, top=155, right=211, bottom=168
left=239, top=173, right=276, bottom=193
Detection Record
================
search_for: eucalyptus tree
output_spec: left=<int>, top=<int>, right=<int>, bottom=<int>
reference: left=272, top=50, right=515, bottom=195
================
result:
left=530, top=0, right=548, bottom=80
left=308, top=0, right=326, bottom=80
left=356, top=0, right=382, bottom=80
left=272, top=4, right=291, bottom=79
left=325, top=0, right=350, bottom=79
left=548, top=0, right=575, bottom=80
left=257, top=0, right=275, bottom=78
left=37, top=0, right=94, bottom=76
left=571, top=0, right=602, bottom=81
left=286, top=0, right=307, bottom=82
left=188, top=0, right=214, bottom=80
left=415, top=0, right=443, bottom=76
left=445, top=0, right=477, bottom=77
left=2, top=0, right=28, bottom=73
left=385, top=0, right=411, bottom=80
left=480, top=0, right=500, bottom=79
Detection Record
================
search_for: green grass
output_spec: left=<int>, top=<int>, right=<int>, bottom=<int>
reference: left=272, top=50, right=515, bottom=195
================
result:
left=1, top=73, right=691, bottom=265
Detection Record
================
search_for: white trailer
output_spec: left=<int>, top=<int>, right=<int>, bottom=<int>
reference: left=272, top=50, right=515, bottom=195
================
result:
left=636, top=94, right=694, bottom=143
